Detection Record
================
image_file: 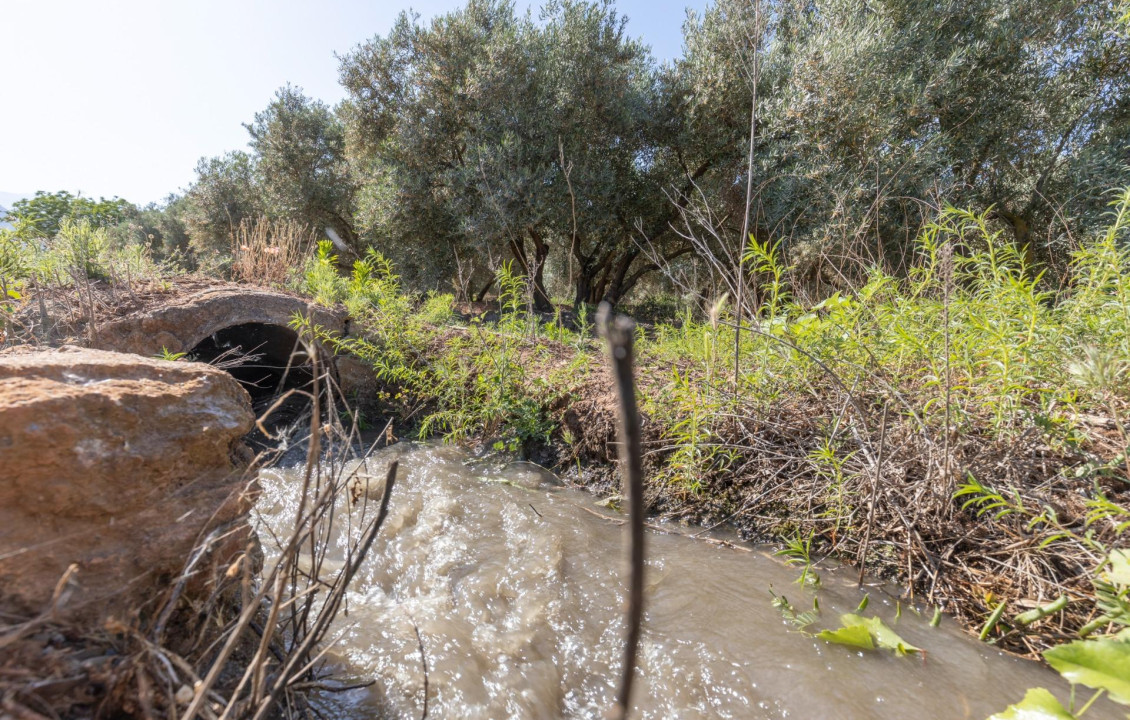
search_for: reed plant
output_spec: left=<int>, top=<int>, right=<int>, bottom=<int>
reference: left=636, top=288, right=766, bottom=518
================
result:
left=230, top=217, right=316, bottom=289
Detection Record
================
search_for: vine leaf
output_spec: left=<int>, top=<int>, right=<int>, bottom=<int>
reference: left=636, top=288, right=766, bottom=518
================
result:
left=817, top=622, right=874, bottom=650
left=1044, top=637, right=1130, bottom=705
left=817, top=614, right=921, bottom=656
left=987, top=688, right=1075, bottom=720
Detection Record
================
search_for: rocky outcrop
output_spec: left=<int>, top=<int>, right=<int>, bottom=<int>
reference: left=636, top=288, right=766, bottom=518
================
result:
left=0, top=346, right=256, bottom=623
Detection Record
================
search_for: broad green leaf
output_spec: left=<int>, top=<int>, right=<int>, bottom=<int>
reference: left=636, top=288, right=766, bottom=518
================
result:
left=868, top=620, right=921, bottom=656
left=1107, top=549, right=1130, bottom=586
left=817, top=614, right=922, bottom=655
left=846, top=613, right=922, bottom=656
left=987, top=688, right=1076, bottom=720
left=817, top=622, right=874, bottom=650
left=5, top=289, right=20, bottom=300
left=1044, top=637, right=1130, bottom=705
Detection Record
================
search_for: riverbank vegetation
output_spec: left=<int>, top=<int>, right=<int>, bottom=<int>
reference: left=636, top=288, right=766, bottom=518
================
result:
left=275, top=190, right=1130, bottom=665
left=4, top=0, right=1130, bottom=713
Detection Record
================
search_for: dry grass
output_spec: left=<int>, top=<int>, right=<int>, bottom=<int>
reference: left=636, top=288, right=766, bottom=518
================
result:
left=631, top=376, right=1129, bottom=659
left=230, top=219, right=315, bottom=290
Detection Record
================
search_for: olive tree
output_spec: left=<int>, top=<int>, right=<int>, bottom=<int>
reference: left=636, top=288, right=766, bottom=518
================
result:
left=677, top=0, right=1130, bottom=294
left=182, top=151, right=263, bottom=256
left=246, top=85, right=357, bottom=246
left=339, top=0, right=696, bottom=309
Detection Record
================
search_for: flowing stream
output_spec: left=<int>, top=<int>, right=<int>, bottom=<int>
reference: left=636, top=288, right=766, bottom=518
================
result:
left=255, top=443, right=1110, bottom=719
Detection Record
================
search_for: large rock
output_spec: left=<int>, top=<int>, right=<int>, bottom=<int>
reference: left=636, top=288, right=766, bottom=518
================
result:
left=0, top=346, right=256, bottom=622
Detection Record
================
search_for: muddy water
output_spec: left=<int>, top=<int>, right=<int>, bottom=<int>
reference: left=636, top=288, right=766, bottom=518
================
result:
left=255, top=443, right=1104, bottom=719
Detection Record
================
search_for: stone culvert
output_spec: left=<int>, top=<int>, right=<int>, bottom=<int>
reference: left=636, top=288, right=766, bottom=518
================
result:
left=90, top=285, right=377, bottom=425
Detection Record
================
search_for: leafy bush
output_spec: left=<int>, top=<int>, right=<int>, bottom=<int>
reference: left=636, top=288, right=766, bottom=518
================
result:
left=419, top=292, right=455, bottom=325
left=298, top=250, right=561, bottom=454
left=646, top=189, right=1130, bottom=448
left=301, top=240, right=347, bottom=306
left=2, top=218, right=171, bottom=291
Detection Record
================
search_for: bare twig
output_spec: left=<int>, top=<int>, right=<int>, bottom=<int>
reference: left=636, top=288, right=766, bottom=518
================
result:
left=598, top=302, right=646, bottom=720
left=733, top=0, right=763, bottom=388
left=858, top=404, right=889, bottom=587
left=411, top=619, right=429, bottom=720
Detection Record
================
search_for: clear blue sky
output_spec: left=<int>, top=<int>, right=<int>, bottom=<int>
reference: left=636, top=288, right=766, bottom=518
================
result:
left=0, top=0, right=705, bottom=207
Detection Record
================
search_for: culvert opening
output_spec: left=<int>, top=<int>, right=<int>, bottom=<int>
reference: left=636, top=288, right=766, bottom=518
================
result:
left=189, top=322, right=317, bottom=431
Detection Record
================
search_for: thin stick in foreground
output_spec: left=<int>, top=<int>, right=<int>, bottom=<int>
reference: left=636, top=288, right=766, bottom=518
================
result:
left=857, top=403, right=889, bottom=587
left=412, top=620, right=429, bottom=720
left=249, top=459, right=399, bottom=720
left=598, top=302, right=646, bottom=720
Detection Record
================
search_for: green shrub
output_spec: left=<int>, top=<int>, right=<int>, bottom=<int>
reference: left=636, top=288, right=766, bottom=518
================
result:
left=301, top=240, right=347, bottom=306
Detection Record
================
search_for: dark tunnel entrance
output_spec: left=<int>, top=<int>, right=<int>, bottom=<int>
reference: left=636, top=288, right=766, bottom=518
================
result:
left=189, top=323, right=317, bottom=433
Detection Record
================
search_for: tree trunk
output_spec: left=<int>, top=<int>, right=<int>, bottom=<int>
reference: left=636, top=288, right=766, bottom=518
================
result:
left=528, top=229, right=552, bottom=313
left=601, top=249, right=639, bottom=306
left=996, top=208, right=1035, bottom=266
left=573, top=264, right=595, bottom=309
left=475, top=275, right=494, bottom=303
left=572, top=246, right=607, bottom=311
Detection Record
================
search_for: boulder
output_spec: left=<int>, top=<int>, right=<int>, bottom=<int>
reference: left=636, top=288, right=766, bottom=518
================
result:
left=0, top=346, right=256, bottom=623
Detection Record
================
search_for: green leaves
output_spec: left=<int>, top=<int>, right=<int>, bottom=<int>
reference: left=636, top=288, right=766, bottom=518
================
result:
left=1106, top=550, right=1130, bottom=586
left=986, top=557, right=1130, bottom=717
left=7, top=190, right=134, bottom=239
left=818, top=621, right=874, bottom=650
left=988, top=688, right=1075, bottom=720
left=770, top=588, right=820, bottom=632
left=157, top=347, right=187, bottom=362
left=955, top=476, right=1026, bottom=519
left=980, top=600, right=1008, bottom=641
left=1044, top=637, right=1130, bottom=705
left=1013, top=596, right=1068, bottom=628
left=817, top=614, right=922, bottom=656
left=183, top=150, right=262, bottom=256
